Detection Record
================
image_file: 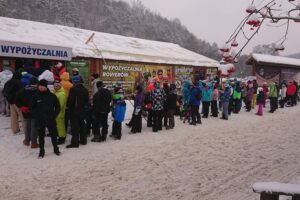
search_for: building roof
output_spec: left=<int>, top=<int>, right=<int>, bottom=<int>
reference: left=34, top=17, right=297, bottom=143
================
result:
left=248, top=53, right=300, bottom=67
left=0, top=17, right=219, bottom=67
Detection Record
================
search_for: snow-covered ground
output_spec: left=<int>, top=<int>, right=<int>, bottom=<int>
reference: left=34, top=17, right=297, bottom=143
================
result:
left=1, top=103, right=300, bottom=200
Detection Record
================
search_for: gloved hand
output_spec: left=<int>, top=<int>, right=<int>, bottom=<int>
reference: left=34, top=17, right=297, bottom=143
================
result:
left=20, top=106, right=29, bottom=113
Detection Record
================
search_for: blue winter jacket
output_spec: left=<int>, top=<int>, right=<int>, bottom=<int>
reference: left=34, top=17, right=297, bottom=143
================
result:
left=200, top=82, right=213, bottom=102
left=221, top=88, right=231, bottom=103
left=114, top=101, right=126, bottom=123
left=182, top=80, right=191, bottom=106
left=190, top=83, right=201, bottom=107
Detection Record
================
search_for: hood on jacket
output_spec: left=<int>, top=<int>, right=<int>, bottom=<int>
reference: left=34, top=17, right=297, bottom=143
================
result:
left=183, top=80, right=190, bottom=89
left=12, top=71, right=22, bottom=80
left=60, top=72, right=70, bottom=81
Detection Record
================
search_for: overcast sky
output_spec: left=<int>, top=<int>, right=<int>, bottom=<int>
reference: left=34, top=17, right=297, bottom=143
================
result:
left=123, top=0, right=300, bottom=55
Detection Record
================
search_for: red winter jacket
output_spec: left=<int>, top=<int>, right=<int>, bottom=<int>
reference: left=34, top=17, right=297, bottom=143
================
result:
left=287, top=84, right=296, bottom=96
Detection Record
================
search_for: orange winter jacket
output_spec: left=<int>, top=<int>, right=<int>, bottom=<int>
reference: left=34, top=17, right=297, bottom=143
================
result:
left=60, top=72, right=73, bottom=96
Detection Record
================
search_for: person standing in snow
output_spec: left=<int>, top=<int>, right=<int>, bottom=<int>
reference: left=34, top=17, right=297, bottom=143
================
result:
left=0, top=67, right=13, bottom=116
left=293, top=80, right=299, bottom=106
left=200, top=81, right=213, bottom=118
left=268, top=82, right=278, bottom=113
left=287, top=81, right=297, bottom=107
left=233, top=81, right=242, bottom=114
left=53, top=80, right=67, bottom=145
left=251, top=80, right=258, bottom=109
left=111, top=85, right=126, bottom=140
left=66, top=76, right=89, bottom=148
left=181, top=80, right=191, bottom=123
left=3, top=71, right=24, bottom=134
left=29, top=79, right=60, bottom=158
left=262, top=82, right=269, bottom=108
left=15, top=77, right=39, bottom=148
left=256, top=88, right=264, bottom=116
left=211, top=83, right=219, bottom=117
left=151, top=81, right=166, bottom=132
left=279, top=82, right=287, bottom=108
left=130, top=84, right=145, bottom=133
left=91, top=81, right=112, bottom=142
left=189, top=76, right=202, bottom=125
left=245, top=81, right=254, bottom=112
left=220, top=83, right=231, bottom=120
left=165, top=84, right=177, bottom=129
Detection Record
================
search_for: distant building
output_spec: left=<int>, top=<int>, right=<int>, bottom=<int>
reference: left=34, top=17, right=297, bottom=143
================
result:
left=0, top=17, right=219, bottom=92
left=247, top=53, right=300, bottom=85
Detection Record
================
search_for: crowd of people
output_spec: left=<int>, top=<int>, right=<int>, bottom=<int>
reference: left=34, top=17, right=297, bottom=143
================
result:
left=0, top=64, right=299, bottom=159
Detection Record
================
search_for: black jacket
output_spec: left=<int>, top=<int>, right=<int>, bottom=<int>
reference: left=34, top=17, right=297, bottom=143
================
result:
left=93, top=87, right=112, bottom=115
left=166, top=92, right=178, bottom=110
left=29, top=89, right=60, bottom=121
left=15, top=86, right=38, bottom=119
left=67, top=84, right=89, bottom=117
left=3, top=75, right=23, bottom=104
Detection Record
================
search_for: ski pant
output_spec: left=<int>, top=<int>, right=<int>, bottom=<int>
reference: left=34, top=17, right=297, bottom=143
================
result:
left=23, top=118, right=38, bottom=145
left=166, top=109, right=175, bottom=128
left=257, top=103, right=263, bottom=116
left=211, top=100, right=218, bottom=117
left=279, top=97, right=286, bottom=108
left=252, top=94, right=257, bottom=109
left=131, top=111, right=142, bottom=133
left=37, top=119, right=59, bottom=154
left=228, top=99, right=233, bottom=115
left=112, top=121, right=122, bottom=139
left=147, top=109, right=153, bottom=127
left=152, top=110, right=163, bottom=132
left=93, top=113, right=109, bottom=141
left=10, top=104, right=23, bottom=134
left=245, top=100, right=252, bottom=111
left=202, top=101, right=210, bottom=117
left=70, top=116, right=87, bottom=146
left=270, top=97, right=277, bottom=112
left=234, top=99, right=242, bottom=113
left=222, top=102, right=229, bottom=119
left=191, top=105, right=200, bottom=123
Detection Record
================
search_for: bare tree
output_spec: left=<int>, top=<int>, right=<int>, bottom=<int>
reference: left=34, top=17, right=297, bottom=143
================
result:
left=220, top=0, right=300, bottom=63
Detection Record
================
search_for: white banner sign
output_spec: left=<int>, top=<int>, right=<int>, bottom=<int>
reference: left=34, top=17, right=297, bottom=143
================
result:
left=0, top=41, right=72, bottom=61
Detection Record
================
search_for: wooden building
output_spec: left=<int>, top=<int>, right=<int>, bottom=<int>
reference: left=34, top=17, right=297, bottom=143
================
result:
left=0, top=17, right=219, bottom=92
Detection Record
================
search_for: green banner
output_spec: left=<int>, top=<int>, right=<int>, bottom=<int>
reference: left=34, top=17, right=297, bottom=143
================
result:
left=66, top=60, right=90, bottom=89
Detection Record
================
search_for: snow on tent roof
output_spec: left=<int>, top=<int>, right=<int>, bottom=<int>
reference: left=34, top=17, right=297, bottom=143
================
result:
left=0, top=17, right=219, bottom=67
left=252, top=53, right=300, bottom=67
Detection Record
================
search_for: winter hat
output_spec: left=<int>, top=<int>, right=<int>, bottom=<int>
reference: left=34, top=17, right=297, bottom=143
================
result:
left=96, top=80, right=104, bottom=88
left=72, top=68, right=79, bottom=72
left=29, top=76, right=39, bottom=86
left=38, top=79, right=48, bottom=87
left=72, top=76, right=81, bottom=84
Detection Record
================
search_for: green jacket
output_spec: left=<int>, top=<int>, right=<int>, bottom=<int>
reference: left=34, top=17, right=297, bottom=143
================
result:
left=268, top=83, right=277, bottom=98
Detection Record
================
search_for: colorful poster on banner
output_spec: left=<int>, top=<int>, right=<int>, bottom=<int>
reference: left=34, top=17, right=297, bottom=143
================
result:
left=101, top=62, right=144, bottom=93
left=175, top=66, right=193, bottom=88
left=66, top=60, right=90, bottom=89
left=143, top=65, right=174, bottom=85
left=281, top=68, right=300, bottom=84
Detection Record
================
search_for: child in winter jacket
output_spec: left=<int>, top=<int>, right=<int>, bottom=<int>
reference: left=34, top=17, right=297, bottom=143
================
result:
left=165, top=84, right=177, bottom=129
left=112, top=85, right=126, bottom=140
left=151, top=81, right=166, bottom=132
left=256, top=88, right=264, bottom=116
left=211, top=84, right=219, bottom=117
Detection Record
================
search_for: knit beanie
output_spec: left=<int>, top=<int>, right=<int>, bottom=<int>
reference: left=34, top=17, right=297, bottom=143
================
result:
left=38, top=79, right=48, bottom=87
